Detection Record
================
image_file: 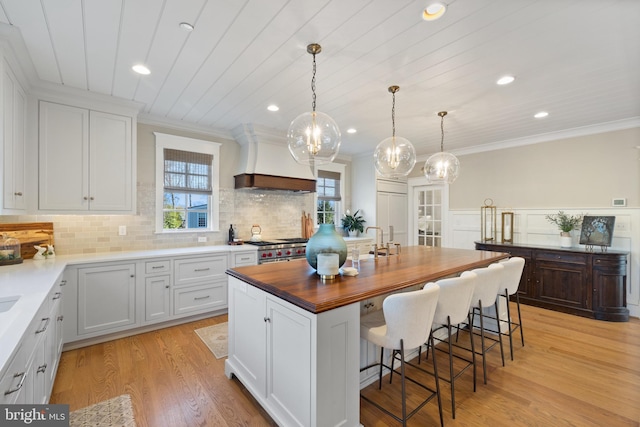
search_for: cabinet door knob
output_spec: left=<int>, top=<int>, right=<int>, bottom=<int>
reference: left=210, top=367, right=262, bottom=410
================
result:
left=90, top=196, right=95, bottom=201
left=264, top=317, right=271, bottom=323
left=83, top=196, right=88, bottom=200
left=130, top=275, right=135, bottom=278
left=165, top=285, right=170, bottom=289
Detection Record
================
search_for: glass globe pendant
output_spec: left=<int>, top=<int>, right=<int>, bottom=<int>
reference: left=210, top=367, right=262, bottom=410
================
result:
left=287, top=44, right=341, bottom=166
left=373, top=86, right=416, bottom=178
left=424, top=111, right=460, bottom=184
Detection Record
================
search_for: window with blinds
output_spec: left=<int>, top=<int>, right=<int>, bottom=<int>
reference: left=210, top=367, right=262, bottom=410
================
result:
left=316, top=170, right=341, bottom=224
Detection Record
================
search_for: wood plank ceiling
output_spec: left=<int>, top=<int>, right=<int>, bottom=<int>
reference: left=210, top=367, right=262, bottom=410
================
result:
left=0, top=0, right=638, bottom=157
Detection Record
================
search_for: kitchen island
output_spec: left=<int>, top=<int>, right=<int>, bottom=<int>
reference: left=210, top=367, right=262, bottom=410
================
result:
left=225, top=246, right=508, bottom=427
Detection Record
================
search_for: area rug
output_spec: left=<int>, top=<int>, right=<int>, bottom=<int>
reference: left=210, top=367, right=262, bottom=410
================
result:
left=70, top=394, right=136, bottom=427
left=195, top=322, right=228, bottom=359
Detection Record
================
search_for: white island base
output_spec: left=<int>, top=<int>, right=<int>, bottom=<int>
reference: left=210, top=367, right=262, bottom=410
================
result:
left=225, top=276, right=361, bottom=427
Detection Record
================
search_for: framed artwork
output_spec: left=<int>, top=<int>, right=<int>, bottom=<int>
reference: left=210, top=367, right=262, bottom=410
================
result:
left=579, top=216, right=615, bottom=247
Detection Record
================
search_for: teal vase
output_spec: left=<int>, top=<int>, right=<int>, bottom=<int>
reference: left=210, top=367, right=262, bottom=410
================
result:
left=306, top=224, right=347, bottom=270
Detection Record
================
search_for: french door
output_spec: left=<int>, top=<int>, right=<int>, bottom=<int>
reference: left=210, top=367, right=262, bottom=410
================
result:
left=411, top=184, right=447, bottom=247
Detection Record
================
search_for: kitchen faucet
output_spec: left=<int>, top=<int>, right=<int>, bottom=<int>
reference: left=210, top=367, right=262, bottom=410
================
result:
left=365, top=226, right=389, bottom=258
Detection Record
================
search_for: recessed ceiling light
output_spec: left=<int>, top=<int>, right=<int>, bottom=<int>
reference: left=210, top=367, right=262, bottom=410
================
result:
left=497, top=75, right=515, bottom=85
left=179, top=22, right=194, bottom=32
left=534, top=111, right=549, bottom=118
left=132, top=64, right=150, bottom=75
left=347, top=128, right=357, bottom=134
left=267, top=104, right=279, bottom=112
left=423, top=2, right=446, bottom=21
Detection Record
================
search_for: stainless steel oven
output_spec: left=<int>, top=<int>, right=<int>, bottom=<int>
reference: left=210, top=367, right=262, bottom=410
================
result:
left=245, top=238, right=307, bottom=264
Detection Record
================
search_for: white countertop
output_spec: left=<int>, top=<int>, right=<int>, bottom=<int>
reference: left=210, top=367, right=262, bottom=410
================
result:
left=0, top=244, right=257, bottom=378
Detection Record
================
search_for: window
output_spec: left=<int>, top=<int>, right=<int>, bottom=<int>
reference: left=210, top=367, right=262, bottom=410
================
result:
left=315, top=163, right=345, bottom=226
left=155, top=133, right=221, bottom=233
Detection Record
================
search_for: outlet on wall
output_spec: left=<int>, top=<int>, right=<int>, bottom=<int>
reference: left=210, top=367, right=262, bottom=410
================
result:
left=118, top=225, right=127, bottom=236
left=198, top=236, right=207, bottom=243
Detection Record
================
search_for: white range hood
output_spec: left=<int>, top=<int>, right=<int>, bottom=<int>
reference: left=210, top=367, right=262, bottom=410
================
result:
left=232, top=124, right=316, bottom=192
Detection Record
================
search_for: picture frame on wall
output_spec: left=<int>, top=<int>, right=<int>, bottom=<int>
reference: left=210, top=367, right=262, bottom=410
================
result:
left=579, top=216, right=615, bottom=248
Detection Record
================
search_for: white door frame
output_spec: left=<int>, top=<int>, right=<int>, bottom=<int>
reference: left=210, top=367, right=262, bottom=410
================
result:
left=407, top=176, right=450, bottom=247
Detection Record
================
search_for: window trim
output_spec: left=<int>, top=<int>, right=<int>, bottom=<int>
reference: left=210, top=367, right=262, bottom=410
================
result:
left=154, top=132, right=221, bottom=233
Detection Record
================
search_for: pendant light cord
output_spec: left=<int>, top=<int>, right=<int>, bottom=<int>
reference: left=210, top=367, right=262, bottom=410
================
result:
left=439, top=111, right=447, bottom=152
left=311, top=52, right=317, bottom=112
left=391, top=90, right=396, bottom=138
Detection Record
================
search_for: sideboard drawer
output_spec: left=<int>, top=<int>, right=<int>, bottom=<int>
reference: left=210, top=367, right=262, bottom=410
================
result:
left=536, top=251, right=587, bottom=265
left=233, top=251, right=257, bottom=267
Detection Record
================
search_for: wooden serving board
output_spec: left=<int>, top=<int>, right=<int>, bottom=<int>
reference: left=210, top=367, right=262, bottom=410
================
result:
left=0, top=222, right=55, bottom=259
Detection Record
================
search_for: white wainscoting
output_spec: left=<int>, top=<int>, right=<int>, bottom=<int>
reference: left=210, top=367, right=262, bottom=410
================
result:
left=446, top=208, right=639, bottom=318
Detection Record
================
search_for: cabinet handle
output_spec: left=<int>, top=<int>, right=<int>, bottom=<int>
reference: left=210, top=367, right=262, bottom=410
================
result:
left=37, top=364, right=47, bottom=374
left=194, top=268, right=210, bottom=272
left=130, top=275, right=135, bottom=278
left=194, top=295, right=210, bottom=300
left=264, top=317, right=271, bottom=323
left=14, top=192, right=23, bottom=196
left=152, top=266, right=164, bottom=269
left=35, top=317, right=50, bottom=334
left=165, top=285, right=170, bottom=289
left=83, top=196, right=88, bottom=200
left=52, top=292, right=62, bottom=300
left=57, top=315, right=64, bottom=322
left=4, top=372, right=26, bottom=396
left=90, top=196, right=95, bottom=201
left=60, top=280, right=67, bottom=286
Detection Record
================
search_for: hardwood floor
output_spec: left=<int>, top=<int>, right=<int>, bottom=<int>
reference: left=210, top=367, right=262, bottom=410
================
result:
left=50, top=304, right=640, bottom=426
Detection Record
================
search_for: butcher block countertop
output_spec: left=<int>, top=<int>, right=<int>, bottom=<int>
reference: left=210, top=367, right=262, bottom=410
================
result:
left=227, top=246, right=509, bottom=314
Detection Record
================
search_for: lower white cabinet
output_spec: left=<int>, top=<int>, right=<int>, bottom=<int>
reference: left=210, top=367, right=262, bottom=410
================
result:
left=144, top=275, right=171, bottom=323
left=173, top=254, right=228, bottom=317
left=226, top=276, right=361, bottom=427
left=1, top=273, right=65, bottom=405
left=77, top=263, right=136, bottom=336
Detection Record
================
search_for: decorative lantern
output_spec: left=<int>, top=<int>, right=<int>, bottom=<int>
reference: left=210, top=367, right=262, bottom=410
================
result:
left=501, top=212, right=514, bottom=243
left=480, top=198, right=496, bottom=242
left=0, top=233, right=22, bottom=265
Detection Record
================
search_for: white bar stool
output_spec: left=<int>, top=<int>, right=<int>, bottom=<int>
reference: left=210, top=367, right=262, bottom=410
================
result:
left=499, top=256, right=526, bottom=360
left=467, top=263, right=506, bottom=384
left=360, top=284, right=443, bottom=427
left=420, top=271, right=477, bottom=419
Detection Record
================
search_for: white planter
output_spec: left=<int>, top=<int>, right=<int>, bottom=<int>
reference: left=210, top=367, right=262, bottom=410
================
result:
left=560, top=232, right=572, bottom=248
left=348, top=230, right=358, bottom=237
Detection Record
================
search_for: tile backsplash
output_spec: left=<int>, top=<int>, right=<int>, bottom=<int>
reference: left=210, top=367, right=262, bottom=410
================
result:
left=0, top=184, right=315, bottom=255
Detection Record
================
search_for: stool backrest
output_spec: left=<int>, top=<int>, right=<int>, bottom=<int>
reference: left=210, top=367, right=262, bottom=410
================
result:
left=499, top=257, right=526, bottom=295
left=429, top=271, right=477, bottom=326
left=382, top=284, right=440, bottom=350
left=470, top=263, right=504, bottom=308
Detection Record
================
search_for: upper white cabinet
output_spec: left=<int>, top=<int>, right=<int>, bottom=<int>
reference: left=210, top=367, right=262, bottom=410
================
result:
left=1, top=59, right=26, bottom=212
left=38, top=101, right=134, bottom=213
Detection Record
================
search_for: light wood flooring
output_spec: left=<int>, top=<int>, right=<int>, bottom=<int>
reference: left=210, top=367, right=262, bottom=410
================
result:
left=50, top=304, right=640, bottom=426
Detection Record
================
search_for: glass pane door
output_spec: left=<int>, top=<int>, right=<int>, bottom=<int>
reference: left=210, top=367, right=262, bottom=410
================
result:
left=414, top=186, right=443, bottom=247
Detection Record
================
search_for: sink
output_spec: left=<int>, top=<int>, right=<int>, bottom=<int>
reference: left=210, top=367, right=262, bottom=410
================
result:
left=0, top=296, right=20, bottom=313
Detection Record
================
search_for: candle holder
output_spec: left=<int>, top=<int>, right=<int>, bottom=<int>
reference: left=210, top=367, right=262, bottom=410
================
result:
left=480, top=198, right=496, bottom=242
left=502, top=212, right=514, bottom=243
left=317, top=253, right=339, bottom=281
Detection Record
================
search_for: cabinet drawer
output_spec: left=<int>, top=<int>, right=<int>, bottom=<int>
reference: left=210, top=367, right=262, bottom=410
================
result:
left=145, top=259, right=171, bottom=275
left=173, top=281, right=227, bottom=315
left=174, top=255, right=228, bottom=287
left=233, top=251, right=257, bottom=267
left=536, top=251, right=587, bottom=265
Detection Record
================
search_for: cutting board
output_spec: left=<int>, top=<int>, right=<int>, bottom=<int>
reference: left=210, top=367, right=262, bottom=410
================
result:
left=0, top=222, right=55, bottom=259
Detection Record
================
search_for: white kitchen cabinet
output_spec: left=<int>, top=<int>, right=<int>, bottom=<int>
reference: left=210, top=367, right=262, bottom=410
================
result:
left=345, top=237, right=373, bottom=257
left=226, top=276, right=360, bottom=427
left=144, top=275, right=171, bottom=323
left=375, top=179, right=408, bottom=247
left=230, top=250, right=258, bottom=267
left=142, top=259, right=171, bottom=324
left=38, top=101, right=134, bottom=213
left=1, top=59, right=26, bottom=212
left=77, top=263, right=136, bottom=336
left=173, top=254, right=228, bottom=317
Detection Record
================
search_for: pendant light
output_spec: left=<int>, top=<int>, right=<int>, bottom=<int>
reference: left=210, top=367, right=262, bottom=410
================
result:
left=423, top=111, right=460, bottom=183
left=287, top=43, right=341, bottom=166
left=373, top=85, right=416, bottom=178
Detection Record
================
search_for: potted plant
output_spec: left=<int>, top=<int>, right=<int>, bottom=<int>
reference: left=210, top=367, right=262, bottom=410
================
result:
left=545, top=211, right=584, bottom=247
left=341, top=209, right=366, bottom=237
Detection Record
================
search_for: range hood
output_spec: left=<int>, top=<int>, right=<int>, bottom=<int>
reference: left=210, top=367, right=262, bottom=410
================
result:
left=232, top=124, right=316, bottom=192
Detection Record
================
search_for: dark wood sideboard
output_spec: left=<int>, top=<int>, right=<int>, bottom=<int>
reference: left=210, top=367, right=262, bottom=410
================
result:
left=475, top=241, right=629, bottom=322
